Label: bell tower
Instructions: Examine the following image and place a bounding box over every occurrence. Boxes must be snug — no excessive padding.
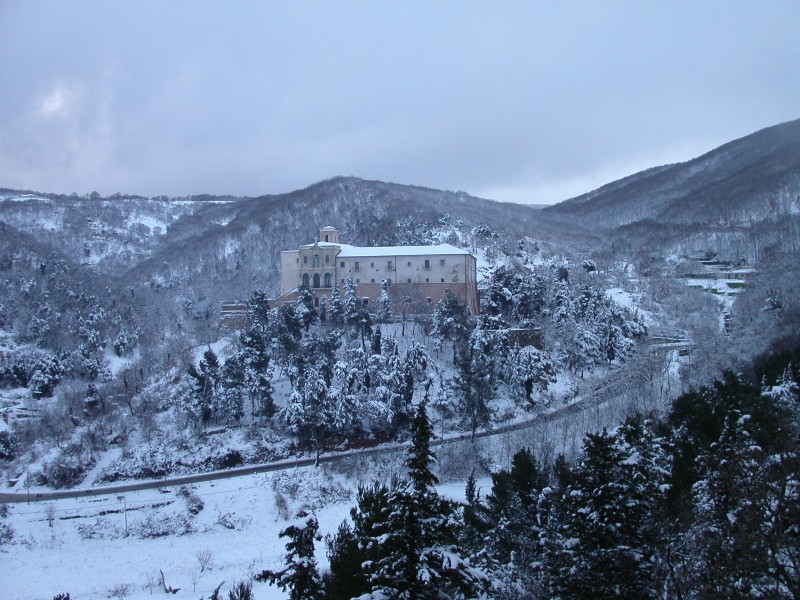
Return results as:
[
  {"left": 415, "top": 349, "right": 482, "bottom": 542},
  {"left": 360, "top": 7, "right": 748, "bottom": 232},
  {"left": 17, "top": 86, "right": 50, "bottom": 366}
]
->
[{"left": 320, "top": 226, "right": 339, "bottom": 244}]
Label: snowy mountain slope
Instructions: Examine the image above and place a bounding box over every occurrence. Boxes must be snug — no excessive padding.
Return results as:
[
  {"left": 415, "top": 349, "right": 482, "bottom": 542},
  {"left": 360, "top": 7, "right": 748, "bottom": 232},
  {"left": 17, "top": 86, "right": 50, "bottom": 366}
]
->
[{"left": 544, "top": 119, "right": 800, "bottom": 264}]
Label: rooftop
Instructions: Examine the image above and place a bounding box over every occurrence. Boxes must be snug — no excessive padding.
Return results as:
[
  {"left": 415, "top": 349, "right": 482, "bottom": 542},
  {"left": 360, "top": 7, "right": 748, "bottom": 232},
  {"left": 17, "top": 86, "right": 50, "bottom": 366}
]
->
[{"left": 302, "top": 242, "right": 472, "bottom": 258}]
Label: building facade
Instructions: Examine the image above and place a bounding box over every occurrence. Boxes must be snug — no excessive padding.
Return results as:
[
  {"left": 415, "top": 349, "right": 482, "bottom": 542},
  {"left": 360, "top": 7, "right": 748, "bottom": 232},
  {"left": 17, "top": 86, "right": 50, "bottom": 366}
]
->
[{"left": 277, "top": 226, "right": 479, "bottom": 315}]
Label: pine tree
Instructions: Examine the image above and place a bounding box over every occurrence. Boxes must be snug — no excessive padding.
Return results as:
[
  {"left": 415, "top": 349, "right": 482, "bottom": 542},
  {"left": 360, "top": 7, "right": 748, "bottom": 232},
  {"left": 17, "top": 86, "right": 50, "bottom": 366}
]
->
[
  {"left": 432, "top": 291, "right": 472, "bottom": 357},
  {"left": 363, "top": 401, "right": 487, "bottom": 599},
  {"left": 328, "top": 281, "right": 343, "bottom": 325},
  {"left": 451, "top": 324, "right": 497, "bottom": 439},
  {"left": 318, "top": 294, "right": 327, "bottom": 323},
  {"left": 283, "top": 366, "right": 333, "bottom": 465},
  {"left": 257, "top": 511, "right": 322, "bottom": 600},
  {"left": 295, "top": 285, "right": 318, "bottom": 332},
  {"left": 247, "top": 289, "right": 272, "bottom": 329},
  {"left": 509, "top": 344, "right": 557, "bottom": 407},
  {"left": 545, "top": 421, "right": 669, "bottom": 600},
  {"left": 343, "top": 277, "right": 361, "bottom": 328},
  {"left": 377, "top": 279, "right": 392, "bottom": 322},
  {"left": 218, "top": 357, "right": 245, "bottom": 423},
  {"left": 239, "top": 325, "right": 275, "bottom": 417},
  {"left": 188, "top": 348, "right": 221, "bottom": 426}
]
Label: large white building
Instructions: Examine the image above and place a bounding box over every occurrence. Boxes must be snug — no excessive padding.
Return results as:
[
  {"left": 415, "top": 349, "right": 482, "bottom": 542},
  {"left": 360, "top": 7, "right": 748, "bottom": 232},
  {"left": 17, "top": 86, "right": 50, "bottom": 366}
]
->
[{"left": 277, "top": 226, "right": 479, "bottom": 315}]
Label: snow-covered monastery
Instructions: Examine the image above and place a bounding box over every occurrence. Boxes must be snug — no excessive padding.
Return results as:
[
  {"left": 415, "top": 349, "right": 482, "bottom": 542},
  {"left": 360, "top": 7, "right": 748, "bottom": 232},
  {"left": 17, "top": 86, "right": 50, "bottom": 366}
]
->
[{"left": 277, "top": 226, "right": 479, "bottom": 314}]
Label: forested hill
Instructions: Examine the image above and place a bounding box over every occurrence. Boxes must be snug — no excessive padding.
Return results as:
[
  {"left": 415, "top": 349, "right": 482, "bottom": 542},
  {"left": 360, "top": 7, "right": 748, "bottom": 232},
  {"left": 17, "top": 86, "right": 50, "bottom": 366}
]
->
[
  {"left": 543, "top": 118, "right": 800, "bottom": 263},
  {"left": 546, "top": 118, "right": 800, "bottom": 227}
]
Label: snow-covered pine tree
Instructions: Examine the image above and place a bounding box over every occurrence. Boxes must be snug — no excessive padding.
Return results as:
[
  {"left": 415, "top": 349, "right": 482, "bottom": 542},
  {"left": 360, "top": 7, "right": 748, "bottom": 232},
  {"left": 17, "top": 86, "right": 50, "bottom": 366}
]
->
[
  {"left": 363, "top": 400, "right": 488, "bottom": 599},
  {"left": 257, "top": 511, "right": 322, "bottom": 600},
  {"left": 187, "top": 348, "right": 221, "bottom": 426},
  {"left": 218, "top": 357, "right": 245, "bottom": 423},
  {"left": 328, "top": 281, "right": 343, "bottom": 325},
  {"left": 544, "top": 420, "right": 669, "bottom": 600},
  {"left": 451, "top": 323, "right": 498, "bottom": 439},
  {"left": 239, "top": 325, "right": 275, "bottom": 417},
  {"left": 432, "top": 291, "right": 472, "bottom": 357},
  {"left": 509, "top": 344, "right": 557, "bottom": 407},
  {"left": 295, "top": 285, "right": 318, "bottom": 332},
  {"left": 377, "top": 279, "right": 392, "bottom": 323},
  {"left": 343, "top": 277, "right": 361, "bottom": 328}
]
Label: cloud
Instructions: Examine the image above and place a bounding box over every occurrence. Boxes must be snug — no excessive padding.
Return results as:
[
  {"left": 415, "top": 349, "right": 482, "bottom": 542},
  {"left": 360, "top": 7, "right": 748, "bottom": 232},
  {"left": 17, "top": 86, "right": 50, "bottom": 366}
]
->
[{"left": 0, "top": 2, "right": 799, "bottom": 202}]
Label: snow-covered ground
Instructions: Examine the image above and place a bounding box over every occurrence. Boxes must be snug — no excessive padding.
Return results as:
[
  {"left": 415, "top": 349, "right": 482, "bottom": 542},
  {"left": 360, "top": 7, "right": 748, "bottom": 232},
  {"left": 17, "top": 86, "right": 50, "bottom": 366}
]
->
[
  {"left": 3, "top": 466, "right": 351, "bottom": 599},
  {"left": 1, "top": 461, "right": 491, "bottom": 600}
]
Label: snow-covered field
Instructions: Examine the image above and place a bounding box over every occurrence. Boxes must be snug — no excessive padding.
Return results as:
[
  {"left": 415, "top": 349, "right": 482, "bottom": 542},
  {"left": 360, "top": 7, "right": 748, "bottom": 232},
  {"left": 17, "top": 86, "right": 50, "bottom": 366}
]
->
[
  {"left": 3, "top": 466, "right": 352, "bottom": 599},
  {"left": 1, "top": 459, "right": 487, "bottom": 600}
]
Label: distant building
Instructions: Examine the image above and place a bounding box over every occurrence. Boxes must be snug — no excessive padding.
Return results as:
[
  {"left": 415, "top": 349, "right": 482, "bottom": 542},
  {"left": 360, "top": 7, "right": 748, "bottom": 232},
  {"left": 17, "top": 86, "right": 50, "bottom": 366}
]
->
[{"left": 275, "top": 226, "right": 479, "bottom": 315}]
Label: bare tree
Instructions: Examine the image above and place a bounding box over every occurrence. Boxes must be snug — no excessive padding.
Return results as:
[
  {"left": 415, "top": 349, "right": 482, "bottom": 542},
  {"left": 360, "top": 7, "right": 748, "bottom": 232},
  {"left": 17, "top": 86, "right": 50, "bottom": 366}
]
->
[{"left": 196, "top": 548, "right": 214, "bottom": 572}]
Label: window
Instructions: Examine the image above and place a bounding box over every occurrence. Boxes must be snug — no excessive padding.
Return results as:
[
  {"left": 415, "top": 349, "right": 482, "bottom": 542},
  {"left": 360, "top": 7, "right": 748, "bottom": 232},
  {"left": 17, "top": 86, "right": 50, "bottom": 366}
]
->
[
  {"left": 371, "top": 279, "right": 375, "bottom": 283},
  {"left": 407, "top": 261, "right": 411, "bottom": 267},
  {"left": 362, "top": 298, "right": 369, "bottom": 306},
  {"left": 407, "top": 278, "right": 412, "bottom": 283},
  {"left": 356, "top": 278, "right": 360, "bottom": 283},
  {"left": 324, "top": 273, "right": 332, "bottom": 287},
  {"left": 441, "top": 278, "right": 445, "bottom": 283},
  {"left": 326, "top": 255, "right": 330, "bottom": 264},
  {"left": 370, "top": 262, "right": 374, "bottom": 268},
  {"left": 324, "top": 234, "right": 329, "bottom": 242},
  {"left": 303, "top": 256, "right": 308, "bottom": 264},
  {"left": 340, "top": 261, "right": 345, "bottom": 268},
  {"left": 313, "top": 273, "right": 320, "bottom": 288},
  {"left": 425, "top": 278, "right": 429, "bottom": 283},
  {"left": 313, "top": 255, "right": 320, "bottom": 268},
  {"left": 424, "top": 259, "right": 430, "bottom": 270},
  {"left": 440, "top": 259, "right": 445, "bottom": 266},
  {"left": 302, "top": 273, "right": 310, "bottom": 287},
  {"left": 296, "top": 258, "right": 299, "bottom": 264},
  {"left": 387, "top": 279, "right": 392, "bottom": 286},
  {"left": 354, "top": 261, "right": 360, "bottom": 271},
  {"left": 387, "top": 260, "right": 394, "bottom": 270},
  {"left": 314, "top": 297, "right": 319, "bottom": 306},
  {"left": 427, "top": 297, "right": 432, "bottom": 304}
]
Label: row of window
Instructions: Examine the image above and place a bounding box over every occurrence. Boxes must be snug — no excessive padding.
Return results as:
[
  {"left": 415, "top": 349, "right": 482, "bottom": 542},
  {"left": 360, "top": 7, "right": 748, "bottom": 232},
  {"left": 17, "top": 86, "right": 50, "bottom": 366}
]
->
[
  {"left": 300, "top": 256, "right": 449, "bottom": 272},
  {"left": 303, "top": 273, "right": 457, "bottom": 289},
  {"left": 345, "top": 258, "right": 446, "bottom": 271},
  {"left": 302, "top": 273, "right": 333, "bottom": 288},
  {"left": 300, "top": 254, "right": 332, "bottom": 267}
]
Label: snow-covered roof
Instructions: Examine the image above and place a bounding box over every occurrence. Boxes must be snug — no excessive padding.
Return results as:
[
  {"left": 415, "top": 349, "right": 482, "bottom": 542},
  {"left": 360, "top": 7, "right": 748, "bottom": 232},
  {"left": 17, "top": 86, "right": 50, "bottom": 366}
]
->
[{"left": 302, "top": 242, "right": 471, "bottom": 257}]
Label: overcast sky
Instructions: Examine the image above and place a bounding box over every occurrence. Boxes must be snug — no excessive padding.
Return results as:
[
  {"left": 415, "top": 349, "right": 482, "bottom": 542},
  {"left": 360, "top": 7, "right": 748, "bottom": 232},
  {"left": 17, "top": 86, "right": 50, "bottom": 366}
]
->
[{"left": 1, "top": 1, "right": 798, "bottom": 205}]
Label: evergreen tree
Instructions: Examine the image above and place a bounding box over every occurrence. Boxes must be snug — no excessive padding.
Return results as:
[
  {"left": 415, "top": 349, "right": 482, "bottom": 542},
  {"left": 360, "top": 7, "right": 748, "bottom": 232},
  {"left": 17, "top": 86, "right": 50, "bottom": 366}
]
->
[
  {"left": 343, "top": 277, "right": 361, "bottom": 328},
  {"left": 283, "top": 366, "right": 333, "bottom": 464},
  {"left": 451, "top": 324, "right": 497, "bottom": 439},
  {"left": 363, "top": 401, "right": 487, "bottom": 599},
  {"left": 247, "top": 289, "right": 272, "bottom": 329},
  {"left": 328, "top": 281, "right": 343, "bottom": 325},
  {"left": 187, "top": 348, "right": 221, "bottom": 426},
  {"left": 432, "top": 291, "right": 472, "bottom": 357},
  {"left": 545, "top": 421, "right": 669, "bottom": 600},
  {"left": 377, "top": 279, "right": 392, "bottom": 322},
  {"left": 257, "top": 511, "right": 322, "bottom": 600},
  {"left": 370, "top": 326, "right": 382, "bottom": 356},
  {"left": 295, "top": 285, "right": 318, "bottom": 332},
  {"left": 239, "top": 325, "right": 275, "bottom": 417},
  {"left": 509, "top": 344, "right": 557, "bottom": 407},
  {"left": 218, "top": 357, "right": 245, "bottom": 423}
]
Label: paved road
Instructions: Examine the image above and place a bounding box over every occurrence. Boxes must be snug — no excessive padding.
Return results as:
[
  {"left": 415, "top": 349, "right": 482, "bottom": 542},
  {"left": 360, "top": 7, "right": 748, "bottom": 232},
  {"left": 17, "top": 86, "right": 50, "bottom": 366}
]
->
[{"left": 0, "top": 373, "right": 628, "bottom": 505}]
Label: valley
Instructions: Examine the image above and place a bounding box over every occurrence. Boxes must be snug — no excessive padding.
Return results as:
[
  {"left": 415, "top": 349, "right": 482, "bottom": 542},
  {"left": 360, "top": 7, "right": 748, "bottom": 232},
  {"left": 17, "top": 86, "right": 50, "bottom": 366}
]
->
[{"left": 0, "top": 120, "right": 798, "bottom": 599}]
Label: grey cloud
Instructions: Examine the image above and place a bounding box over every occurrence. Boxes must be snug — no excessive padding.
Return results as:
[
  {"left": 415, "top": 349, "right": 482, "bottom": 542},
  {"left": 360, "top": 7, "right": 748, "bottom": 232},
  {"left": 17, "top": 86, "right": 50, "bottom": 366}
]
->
[{"left": 1, "top": 1, "right": 798, "bottom": 203}]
